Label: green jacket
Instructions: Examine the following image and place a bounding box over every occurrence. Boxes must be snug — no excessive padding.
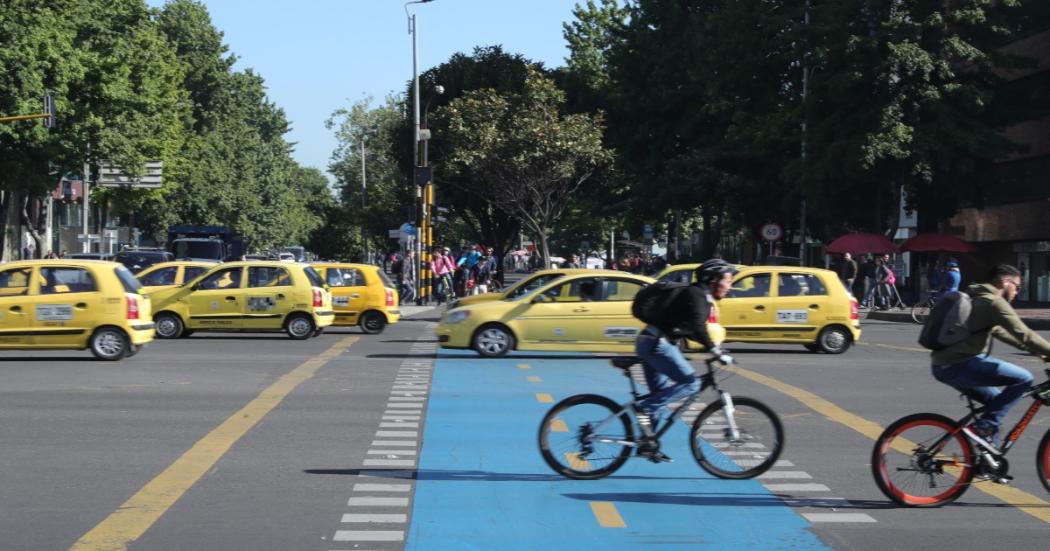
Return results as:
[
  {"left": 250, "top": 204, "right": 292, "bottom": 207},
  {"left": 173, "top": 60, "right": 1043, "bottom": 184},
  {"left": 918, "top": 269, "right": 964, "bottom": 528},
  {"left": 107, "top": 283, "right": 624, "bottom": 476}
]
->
[{"left": 931, "top": 283, "right": 1050, "bottom": 367}]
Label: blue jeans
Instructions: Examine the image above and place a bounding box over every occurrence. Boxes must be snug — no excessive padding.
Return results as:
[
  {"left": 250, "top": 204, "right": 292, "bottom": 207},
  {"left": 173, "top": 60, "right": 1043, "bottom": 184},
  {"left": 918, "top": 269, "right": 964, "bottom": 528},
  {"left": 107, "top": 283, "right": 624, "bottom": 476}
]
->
[
  {"left": 636, "top": 333, "right": 701, "bottom": 419},
  {"left": 932, "top": 356, "right": 1034, "bottom": 432}
]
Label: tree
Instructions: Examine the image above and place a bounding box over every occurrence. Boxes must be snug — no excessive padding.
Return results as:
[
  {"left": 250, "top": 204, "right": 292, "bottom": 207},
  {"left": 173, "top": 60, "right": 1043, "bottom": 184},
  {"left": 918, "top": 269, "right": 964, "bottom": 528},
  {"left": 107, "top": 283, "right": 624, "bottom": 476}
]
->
[{"left": 439, "top": 69, "right": 612, "bottom": 262}]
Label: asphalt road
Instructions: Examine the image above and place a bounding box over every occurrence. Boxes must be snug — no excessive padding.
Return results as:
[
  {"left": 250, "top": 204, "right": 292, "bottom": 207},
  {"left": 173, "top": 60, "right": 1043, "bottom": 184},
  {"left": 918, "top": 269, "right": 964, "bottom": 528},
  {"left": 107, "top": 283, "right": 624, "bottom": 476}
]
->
[{"left": 3, "top": 311, "right": 1050, "bottom": 550}]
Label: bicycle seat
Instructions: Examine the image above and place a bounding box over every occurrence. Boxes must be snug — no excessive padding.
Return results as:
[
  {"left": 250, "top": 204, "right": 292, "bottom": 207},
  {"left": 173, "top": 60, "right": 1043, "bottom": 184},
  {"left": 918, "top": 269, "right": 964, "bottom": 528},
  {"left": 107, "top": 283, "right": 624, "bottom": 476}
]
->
[{"left": 611, "top": 356, "right": 639, "bottom": 370}]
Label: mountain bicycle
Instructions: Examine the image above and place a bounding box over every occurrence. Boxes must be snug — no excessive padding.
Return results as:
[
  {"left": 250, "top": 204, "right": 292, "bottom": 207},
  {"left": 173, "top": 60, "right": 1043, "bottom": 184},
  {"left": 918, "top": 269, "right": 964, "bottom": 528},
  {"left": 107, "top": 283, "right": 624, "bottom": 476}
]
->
[
  {"left": 872, "top": 369, "right": 1050, "bottom": 507},
  {"left": 910, "top": 291, "right": 940, "bottom": 324},
  {"left": 538, "top": 356, "right": 784, "bottom": 480}
]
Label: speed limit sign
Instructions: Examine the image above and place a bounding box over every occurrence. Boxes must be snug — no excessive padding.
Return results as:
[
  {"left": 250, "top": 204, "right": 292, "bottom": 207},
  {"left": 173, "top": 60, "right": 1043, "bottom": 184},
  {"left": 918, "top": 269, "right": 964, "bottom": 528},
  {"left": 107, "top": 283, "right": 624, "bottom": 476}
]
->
[{"left": 760, "top": 223, "right": 783, "bottom": 242}]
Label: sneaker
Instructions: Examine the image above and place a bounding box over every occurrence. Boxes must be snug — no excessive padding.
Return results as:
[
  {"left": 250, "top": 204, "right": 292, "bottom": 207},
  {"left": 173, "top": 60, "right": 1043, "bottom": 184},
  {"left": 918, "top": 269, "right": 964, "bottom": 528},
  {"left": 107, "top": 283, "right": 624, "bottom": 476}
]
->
[
  {"left": 965, "top": 423, "right": 1000, "bottom": 450},
  {"left": 641, "top": 450, "right": 673, "bottom": 463}
]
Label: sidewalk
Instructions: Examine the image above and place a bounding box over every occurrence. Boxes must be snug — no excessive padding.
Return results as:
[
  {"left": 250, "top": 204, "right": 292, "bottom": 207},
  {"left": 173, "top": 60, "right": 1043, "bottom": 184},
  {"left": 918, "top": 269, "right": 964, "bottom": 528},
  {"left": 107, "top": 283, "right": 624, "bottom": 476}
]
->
[
  {"left": 398, "top": 305, "right": 439, "bottom": 318},
  {"left": 867, "top": 307, "right": 1050, "bottom": 330}
]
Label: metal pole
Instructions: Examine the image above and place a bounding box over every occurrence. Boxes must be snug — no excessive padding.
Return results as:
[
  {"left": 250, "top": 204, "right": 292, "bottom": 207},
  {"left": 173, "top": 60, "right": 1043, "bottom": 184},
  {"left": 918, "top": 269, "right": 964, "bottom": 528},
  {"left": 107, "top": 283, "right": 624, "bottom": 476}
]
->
[
  {"left": 411, "top": 13, "right": 424, "bottom": 304},
  {"left": 799, "top": 0, "right": 810, "bottom": 266},
  {"left": 361, "top": 138, "right": 367, "bottom": 263},
  {"left": 82, "top": 157, "right": 90, "bottom": 253}
]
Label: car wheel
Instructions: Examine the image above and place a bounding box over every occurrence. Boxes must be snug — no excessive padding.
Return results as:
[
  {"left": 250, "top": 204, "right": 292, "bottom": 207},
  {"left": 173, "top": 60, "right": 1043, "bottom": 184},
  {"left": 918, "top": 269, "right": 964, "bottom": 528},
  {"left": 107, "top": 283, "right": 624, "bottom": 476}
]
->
[
  {"left": 286, "top": 314, "right": 314, "bottom": 340},
  {"left": 90, "top": 327, "right": 129, "bottom": 361},
  {"left": 125, "top": 344, "right": 141, "bottom": 358},
  {"left": 360, "top": 311, "right": 386, "bottom": 335},
  {"left": 803, "top": 344, "right": 820, "bottom": 352},
  {"left": 180, "top": 330, "right": 194, "bottom": 338},
  {"left": 473, "top": 324, "right": 514, "bottom": 357},
  {"left": 313, "top": 327, "right": 326, "bottom": 337},
  {"left": 817, "top": 326, "right": 852, "bottom": 354},
  {"left": 154, "top": 313, "right": 184, "bottom": 339}
]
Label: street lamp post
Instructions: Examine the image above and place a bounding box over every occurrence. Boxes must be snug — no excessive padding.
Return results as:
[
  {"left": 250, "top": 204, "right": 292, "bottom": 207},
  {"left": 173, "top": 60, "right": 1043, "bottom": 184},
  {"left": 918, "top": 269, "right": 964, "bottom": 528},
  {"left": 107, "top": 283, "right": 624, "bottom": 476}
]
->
[
  {"left": 406, "top": 0, "right": 434, "bottom": 305},
  {"left": 360, "top": 136, "right": 367, "bottom": 263}
]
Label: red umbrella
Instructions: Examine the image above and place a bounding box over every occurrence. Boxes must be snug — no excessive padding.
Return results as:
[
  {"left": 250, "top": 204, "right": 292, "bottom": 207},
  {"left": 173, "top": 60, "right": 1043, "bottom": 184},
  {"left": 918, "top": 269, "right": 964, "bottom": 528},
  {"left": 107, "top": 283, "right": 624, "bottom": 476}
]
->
[
  {"left": 826, "top": 233, "right": 900, "bottom": 254},
  {"left": 900, "top": 233, "right": 974, "bottom": 253}
]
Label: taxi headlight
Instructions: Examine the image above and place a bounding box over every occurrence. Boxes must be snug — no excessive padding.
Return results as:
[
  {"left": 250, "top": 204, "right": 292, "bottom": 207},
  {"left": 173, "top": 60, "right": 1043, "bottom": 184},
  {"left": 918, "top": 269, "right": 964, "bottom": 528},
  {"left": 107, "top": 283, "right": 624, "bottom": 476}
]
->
[{"left": 445, "top": 310, "right": 471, "bottom": 324}]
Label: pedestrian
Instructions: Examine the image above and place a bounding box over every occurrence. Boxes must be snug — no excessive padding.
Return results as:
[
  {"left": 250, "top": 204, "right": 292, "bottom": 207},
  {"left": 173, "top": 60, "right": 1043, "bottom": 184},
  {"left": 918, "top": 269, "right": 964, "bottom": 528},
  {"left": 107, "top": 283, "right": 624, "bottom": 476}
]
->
[
  {"left": 44, "top": 249, "right": 57, "bottom": 259},
  {"left": 22, "top": 242, "right": 34, "bottom": 260},
  {"left": 860, "top": 255, "right": 877, "bottom": 307},
  {"left": 941, "top": 259, "right": 962, "bottom": 293},
  {"left": 475, "top": 251, "right": 493, "bottom": 294},
  {"left": 839, "top": 252, "right": 858, "bottom": 294},
  {"left": 564, "top": 253, "right": 582, "bottom": 269},
  {"left": 400, "top": 250, "right": 416, "bottom": 304}
]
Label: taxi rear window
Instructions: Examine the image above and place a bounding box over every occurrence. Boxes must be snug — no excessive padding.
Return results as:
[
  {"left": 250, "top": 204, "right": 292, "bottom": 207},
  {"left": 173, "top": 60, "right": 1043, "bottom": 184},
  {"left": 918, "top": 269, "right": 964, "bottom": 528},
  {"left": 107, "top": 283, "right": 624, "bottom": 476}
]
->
[
  {"left": 115, "top": 266, "right": 143, "bottom": 293},
  {"left": 377, "top": 269, "right": 395, "bottom": 289},
  {"left": 303, "top": 266, "right": 325, "bottom": 288}
]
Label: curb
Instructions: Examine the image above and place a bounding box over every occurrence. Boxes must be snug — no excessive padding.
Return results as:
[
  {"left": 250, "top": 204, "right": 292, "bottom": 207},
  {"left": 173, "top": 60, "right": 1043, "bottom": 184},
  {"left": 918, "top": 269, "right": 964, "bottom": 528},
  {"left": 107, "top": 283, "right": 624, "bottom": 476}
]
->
[{"left": 865, "top": 310, "right": 1050, "bottom": 330}]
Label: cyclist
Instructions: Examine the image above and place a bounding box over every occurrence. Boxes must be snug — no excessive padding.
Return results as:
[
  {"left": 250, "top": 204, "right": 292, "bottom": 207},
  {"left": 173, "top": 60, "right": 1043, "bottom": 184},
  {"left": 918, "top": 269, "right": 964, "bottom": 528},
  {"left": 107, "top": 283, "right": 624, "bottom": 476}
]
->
[
  {"left": 931, "top": 264, "right": 1050, "bottom": 449},
  {"left": 634, "top": 258, "right": 736, "bottom": 461}
]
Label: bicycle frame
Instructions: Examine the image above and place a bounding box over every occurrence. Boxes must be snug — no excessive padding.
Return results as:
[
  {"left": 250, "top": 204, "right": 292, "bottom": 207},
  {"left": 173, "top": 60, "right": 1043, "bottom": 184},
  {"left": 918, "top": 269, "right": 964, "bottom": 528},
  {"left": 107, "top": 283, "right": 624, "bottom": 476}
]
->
[
  {"left": 587, "top": 358, "right": 739, "bottom": 447},
  {"left": 928, "top": 388, "right": 1047, "bottom": 458}
]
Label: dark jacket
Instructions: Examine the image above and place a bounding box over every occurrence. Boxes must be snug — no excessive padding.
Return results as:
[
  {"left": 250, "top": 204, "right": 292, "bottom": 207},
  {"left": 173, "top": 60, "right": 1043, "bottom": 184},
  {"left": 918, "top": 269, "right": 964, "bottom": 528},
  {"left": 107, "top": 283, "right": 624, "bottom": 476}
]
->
[
  {"left": 841, "top": 259, "right": 858, "bottom": 280},
  {"left": 652, "top": 285, "right": 717, "bottom": 351}
]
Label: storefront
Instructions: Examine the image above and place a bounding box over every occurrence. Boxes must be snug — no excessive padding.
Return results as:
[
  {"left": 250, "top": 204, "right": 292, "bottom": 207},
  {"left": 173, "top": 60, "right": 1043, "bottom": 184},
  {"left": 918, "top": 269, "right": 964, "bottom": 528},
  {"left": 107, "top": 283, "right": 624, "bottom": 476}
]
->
[{"left": 1014, "top": 242, "right": 1050, "bottom": 303}]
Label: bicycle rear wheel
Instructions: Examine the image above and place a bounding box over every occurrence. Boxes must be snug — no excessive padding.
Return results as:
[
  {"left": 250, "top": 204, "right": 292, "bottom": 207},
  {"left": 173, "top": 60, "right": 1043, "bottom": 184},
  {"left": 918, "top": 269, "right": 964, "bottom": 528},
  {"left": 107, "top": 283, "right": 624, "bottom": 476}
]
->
[
  {"left": 691, "top": 396, "right": 784, "bottom": 479},
  {"left": 872, "top": 413, "right": 975, "bottom": 507},
  {"left": 1036, "top": 428, "right": 1050, "bottom": 493},
  {"left": 911, "top": 303, "right": 931, "bottom": 324},
  {"left": 538, "top": 394, "right": 635, "bottom": 480}
]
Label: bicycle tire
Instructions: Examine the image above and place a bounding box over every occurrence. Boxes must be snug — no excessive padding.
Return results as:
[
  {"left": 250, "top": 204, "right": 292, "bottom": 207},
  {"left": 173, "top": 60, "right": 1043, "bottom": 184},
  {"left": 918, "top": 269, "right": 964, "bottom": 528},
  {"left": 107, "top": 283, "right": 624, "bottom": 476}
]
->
[
  {"left": 538, "top": 394, "right": 635, "bottom": 480},
  {"left": 911, "top": 303, "right": 931, "bottom": 324},
  {"left": 872, "top": 413, "right": 975, "bottom": 507},
  {"left": 1037, "top": 428, "right": 1050, "bottom": 494},
  {"left": 690, "top": 396, "right": 784, "bottom": 479}
]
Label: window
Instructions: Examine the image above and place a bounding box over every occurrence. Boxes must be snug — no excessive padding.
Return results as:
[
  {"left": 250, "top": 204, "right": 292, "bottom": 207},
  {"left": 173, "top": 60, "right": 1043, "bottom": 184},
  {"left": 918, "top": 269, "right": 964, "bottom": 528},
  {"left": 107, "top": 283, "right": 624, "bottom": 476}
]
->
[
  {"left": 184, "top": 266, "right": 209, "bottom": 282},
  {"left": 377, "top": 270, "right": 395, "bottom": 289},
  {"left": 507, "top": 274, "right": 562, "bottom": 298},
  {"left": 40, "top": 267, "right": 96, "bottom": 294},
  {"left": 728, "top": 274, "right": 771, "bottom": 298},
  {"left": 603, "top": 279, "right": 644, "bottom": 301},
  {"left": 249, "top": 266, "right": 291, "bottom": 287},
  {"left": 197, "top": 267, "right": 242, "bottom": 290},
  {"left": 777, "top": 273, "right": 826, "bottom": 296},
  {"left": 545, "top": 277, "right": 601, "bottom": 302},
  {"left": 658, "top": 269, "right": 693, "bottom": 285},
  {"left": 139, "top": 267, "right": 178, "bottom": 287},
  {"left": 303, "top": 266, "right": 325, "bottom": 288},
  {"left": 114, "top": 266, "right": 143, "bottom": 293},
  {"left": 0, "top": 268, "right": 31, "bottom": 296},
  {"left": 326, "top": 268, "right": 363, "bottom": 287}
]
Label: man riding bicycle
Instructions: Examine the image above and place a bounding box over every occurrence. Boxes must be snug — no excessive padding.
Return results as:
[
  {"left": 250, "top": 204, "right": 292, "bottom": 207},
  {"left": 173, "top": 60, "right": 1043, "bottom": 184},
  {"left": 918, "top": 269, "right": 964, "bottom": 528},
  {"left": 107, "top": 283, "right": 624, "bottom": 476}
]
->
[
  {"left": 634, "top": 258, "right": 736, "bottom": 461},
  {"left": 932, "top": 264, "right": 1050, "bottom": 448}
]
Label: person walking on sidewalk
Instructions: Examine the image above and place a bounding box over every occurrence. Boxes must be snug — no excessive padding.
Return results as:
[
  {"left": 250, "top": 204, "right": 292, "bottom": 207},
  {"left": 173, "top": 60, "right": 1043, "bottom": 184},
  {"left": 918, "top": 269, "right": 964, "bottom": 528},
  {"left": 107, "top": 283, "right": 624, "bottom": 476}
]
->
[
  {"left": 839, "top": 252, "right": 858, "bottom": 295},
  {"left": 400, "top": 250, "right": 416, "bottom": 305}
]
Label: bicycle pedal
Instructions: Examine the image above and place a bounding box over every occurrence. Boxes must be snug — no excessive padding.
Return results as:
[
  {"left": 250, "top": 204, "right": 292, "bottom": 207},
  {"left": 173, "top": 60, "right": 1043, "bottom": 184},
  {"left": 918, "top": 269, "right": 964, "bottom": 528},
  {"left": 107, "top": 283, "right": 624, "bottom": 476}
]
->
[{"left": 994, "top": 475, "right": 1013, "bottom": 485}]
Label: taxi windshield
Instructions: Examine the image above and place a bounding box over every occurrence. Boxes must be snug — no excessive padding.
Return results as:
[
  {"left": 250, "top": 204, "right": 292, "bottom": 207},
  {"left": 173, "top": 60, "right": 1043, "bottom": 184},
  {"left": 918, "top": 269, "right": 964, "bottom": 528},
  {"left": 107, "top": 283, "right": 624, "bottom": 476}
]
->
[
  {"left": 504, "top": 273, "right": 563, "bottom": 299},
  {"left": 509, "top": 275, "right": 568, "bottom": 301}
]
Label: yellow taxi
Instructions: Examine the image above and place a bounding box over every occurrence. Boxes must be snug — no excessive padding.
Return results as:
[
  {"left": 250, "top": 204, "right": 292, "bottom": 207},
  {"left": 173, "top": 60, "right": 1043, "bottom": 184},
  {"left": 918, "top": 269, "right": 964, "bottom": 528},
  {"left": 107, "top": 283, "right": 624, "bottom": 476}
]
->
[
  {"left": 447, "top": 268, "right": 617, "bottom": 310},
  {"left": 720, "top": 266, "right": 860, "bottom": 353},
  {"left": 149, "top": 261, "right": 334, "bottom": 340},
  {"left": 436, "top": 272, "right": 726, "bottom": 357},
  {"left": 654, "top": 262, "right": 747, "bottom": 285},
  {"left": 135, "top": 261, "right": 218, "bottom": 295},
  {"left": 311, "top": 263, "right": 400, "bottom": 334},
  {"left": 0, "top": 260, "right": 154, "bottom": 360}
]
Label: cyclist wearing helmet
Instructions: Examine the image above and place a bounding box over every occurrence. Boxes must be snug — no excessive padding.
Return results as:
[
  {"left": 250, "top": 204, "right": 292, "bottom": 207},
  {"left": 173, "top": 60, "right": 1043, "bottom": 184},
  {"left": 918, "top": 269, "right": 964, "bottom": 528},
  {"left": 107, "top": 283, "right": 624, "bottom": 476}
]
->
[{"left": 634, "top": 258, "right": 736, "bottom": 461}]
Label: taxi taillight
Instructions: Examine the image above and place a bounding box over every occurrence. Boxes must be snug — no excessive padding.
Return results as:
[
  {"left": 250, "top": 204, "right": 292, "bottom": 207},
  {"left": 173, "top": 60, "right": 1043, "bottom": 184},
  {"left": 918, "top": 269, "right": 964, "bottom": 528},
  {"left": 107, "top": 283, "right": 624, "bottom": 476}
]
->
[
  {"left": 850, "top": 299, "right": 859, "bottom": 320},
  {"left": 127, "top": 295, "right": 140, "bottom": 320},
  {"left": 385, "top": 289, "right": 395, "bottom": 307},
  {"left": 312, "top": 288, "right": 323, "bottom": 308}
]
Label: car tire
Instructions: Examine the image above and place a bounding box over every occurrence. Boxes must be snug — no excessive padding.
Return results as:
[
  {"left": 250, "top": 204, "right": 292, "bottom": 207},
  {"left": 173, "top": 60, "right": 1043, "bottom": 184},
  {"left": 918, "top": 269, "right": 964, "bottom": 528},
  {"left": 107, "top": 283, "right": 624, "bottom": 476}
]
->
[
  {"left": 816, "top": 326, "right": 852, "bottom": 354},
  {"left": 154, "top": 313, "right": 184, "bottom": 339},
  {"left": 360, "top": 311, "right": 386, "bottom": 335},
  {"left": 90, "top": 327, "right": 129, "bottom": 361},
  {"left": 473, "top": 324, "right": 514, "bottom": 357},
  {"left": 803, "top": 344, "right": 820, "bottom": 352},
  {"left": 125, "top": 344, "right": 141, "bottom": 358},
  {"left": 312, "top": 327, "right": 325, "bottom": 337},
  {"left": 180, "top": 330, "right": 194, "bottom": 338},
  {"left": 286, "top": 314, "right": 314, "bottom": 340}
]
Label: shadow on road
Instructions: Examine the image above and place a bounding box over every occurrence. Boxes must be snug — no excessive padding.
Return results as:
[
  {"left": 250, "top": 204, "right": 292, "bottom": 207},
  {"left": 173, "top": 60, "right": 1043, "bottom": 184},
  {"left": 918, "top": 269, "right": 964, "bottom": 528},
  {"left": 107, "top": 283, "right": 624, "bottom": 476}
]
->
[
  {"left": 563, "top": 492, "right": 896, "bottom": 509},
  {"left": 0, "top": 356, "right": 97, "bottom": 362},
  {"left": 303, "top": 467, "right": 700, "bottom": 482}
]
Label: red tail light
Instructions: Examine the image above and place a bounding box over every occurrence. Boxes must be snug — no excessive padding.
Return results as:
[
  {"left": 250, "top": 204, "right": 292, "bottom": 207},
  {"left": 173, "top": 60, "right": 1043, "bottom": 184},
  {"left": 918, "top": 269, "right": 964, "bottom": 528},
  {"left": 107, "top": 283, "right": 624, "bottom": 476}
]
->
[
  {"left": 850, "top": 299, "right": 859, "bottom": 320},
  {"left": 312, "top": 288, "right": 323, "bottom": 307},
  {"left": 127, "top": 295, "right": 140, "bottom": 320},
  {"left": 385, "top": 289, "right": 395, "bottom": 306}
]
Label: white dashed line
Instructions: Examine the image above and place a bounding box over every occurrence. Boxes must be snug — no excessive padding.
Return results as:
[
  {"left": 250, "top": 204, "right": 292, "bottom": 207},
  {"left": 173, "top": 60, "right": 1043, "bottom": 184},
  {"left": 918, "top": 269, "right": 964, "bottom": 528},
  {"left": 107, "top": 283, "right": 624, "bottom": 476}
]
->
[
  {"left": 353, "top": 484, "right": 411, "bottom": 492},
  {"left": 764, "top": 483, "right": 832, "bottom": 492},
  {"left": 757, "top": 471, "right": 813, "bottom": 480},
  {"left": 341, "top": 513, "right": 408, "bottom": 523},
  {"left": 802, "top": 513, "right": 878, "bottom": 523},
  {"left": 333, "top": 530, "right": 405, "bottom": 542},
  {"left": 347, "top": 497, "right": 411, "bottom": 507}
]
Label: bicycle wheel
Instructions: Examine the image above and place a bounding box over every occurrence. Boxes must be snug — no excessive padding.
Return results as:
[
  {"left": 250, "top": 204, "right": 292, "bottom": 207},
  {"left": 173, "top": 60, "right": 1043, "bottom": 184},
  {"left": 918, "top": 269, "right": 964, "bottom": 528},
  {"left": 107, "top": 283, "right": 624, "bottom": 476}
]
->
[
  {"left": 911, "top": 302, "right": 931, "bottom": 324},
  {"left": 538, "top": 394, "right": 635, "bottom": 480},
  {"left": 1036, "top": 428, "right": 1050, "bottom": 493},
  {"left": 872, "top": 413, "right": 975, "bottom": 507},
  {"left": 691, "top": 396, "right": 784, "bottom": 479}
]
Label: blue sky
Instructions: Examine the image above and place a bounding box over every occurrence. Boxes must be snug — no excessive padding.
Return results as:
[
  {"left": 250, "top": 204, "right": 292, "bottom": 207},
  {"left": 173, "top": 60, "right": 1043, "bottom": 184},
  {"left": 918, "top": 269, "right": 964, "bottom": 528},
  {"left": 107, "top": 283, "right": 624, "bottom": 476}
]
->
[{"left": 147, "top": 0, "right": 580, "bottom": 178}]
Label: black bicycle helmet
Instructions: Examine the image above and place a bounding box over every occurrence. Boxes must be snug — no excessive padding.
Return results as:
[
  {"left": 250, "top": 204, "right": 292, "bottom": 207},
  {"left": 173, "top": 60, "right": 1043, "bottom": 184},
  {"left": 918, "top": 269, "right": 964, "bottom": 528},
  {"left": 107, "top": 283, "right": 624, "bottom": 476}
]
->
[{"left": 694, "top": 258, "right": 736, "bottom": 285}]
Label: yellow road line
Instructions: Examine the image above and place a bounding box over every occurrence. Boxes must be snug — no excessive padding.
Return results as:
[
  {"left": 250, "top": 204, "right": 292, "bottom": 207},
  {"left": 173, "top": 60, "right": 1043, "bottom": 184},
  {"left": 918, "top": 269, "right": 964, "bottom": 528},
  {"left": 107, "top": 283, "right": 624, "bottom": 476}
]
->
[
  {"left": 857, "top": 341, "right": 928, "bottom": 354},
  {"left": 517, "top": 363, "right": 531, "bottom": 369},
  {"left": 536, "top": 393, "right": 553, "bottom": 403},
  {"left": 550, "top": 419, "right": 569, "bottom": 433},
  {"left": 70, "top": 336, "right": 360, "bottom": 551},
  {"left": 725, "top": 363, "right": 1050, "bottom": 524},
  {"left": 566, "top": 452, "right": 592, "bottom": 471},
  {"left": 527, "top": 376, "right": 541, "bottom": 383},
  {"left": 589, "top": 501, "right": 626, "bottom": 528}
]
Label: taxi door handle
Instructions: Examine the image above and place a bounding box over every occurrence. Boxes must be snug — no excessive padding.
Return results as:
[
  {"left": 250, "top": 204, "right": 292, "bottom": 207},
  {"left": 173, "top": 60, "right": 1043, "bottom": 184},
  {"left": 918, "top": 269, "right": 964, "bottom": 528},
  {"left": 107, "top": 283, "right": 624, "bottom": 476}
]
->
[
  {"left": 573, "top": 307, "right": 590, "bottom": 313},
  {"left": 225, "top": 296, "right": 237, "bottom": 302},
  {"left": 350, "top": 293, "right": 361, "bottom": 298},
  {"left": 75, "top": 302, "right": 88, "bottom": 309},
  {"left": 277, "top": 294, "right": 286, "bottom": 300},
  {"left": 754, "top": 305, "right": 765, "bottom": 311},
  {"left": 809, "top": 304, "right": 820, "bottom": 309},
  {"left": 9, "top": 305, "right": 22, "bottom": 314}
]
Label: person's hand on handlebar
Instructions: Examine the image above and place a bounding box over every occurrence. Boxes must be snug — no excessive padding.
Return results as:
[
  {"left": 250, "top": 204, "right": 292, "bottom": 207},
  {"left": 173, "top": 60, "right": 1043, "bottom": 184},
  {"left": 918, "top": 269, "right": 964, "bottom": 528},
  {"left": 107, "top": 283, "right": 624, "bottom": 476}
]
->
[{"left": 710, "top": 347, "right": 735, "bottom": 365}]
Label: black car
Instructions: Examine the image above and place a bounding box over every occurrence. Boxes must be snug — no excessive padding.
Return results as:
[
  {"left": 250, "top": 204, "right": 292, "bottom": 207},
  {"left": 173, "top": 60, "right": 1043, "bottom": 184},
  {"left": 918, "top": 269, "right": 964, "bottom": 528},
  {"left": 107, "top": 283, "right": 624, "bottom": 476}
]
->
[{"left": 114, "top": 249, "right": 175, "bottom": 273}]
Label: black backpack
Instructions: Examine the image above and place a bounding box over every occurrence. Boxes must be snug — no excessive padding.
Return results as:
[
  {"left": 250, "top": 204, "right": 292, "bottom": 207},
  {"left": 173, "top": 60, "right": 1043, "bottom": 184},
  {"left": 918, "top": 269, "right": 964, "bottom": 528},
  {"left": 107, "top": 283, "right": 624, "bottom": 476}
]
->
[{"left": 632, "top": 281, "right": 689, "bottom": 326}]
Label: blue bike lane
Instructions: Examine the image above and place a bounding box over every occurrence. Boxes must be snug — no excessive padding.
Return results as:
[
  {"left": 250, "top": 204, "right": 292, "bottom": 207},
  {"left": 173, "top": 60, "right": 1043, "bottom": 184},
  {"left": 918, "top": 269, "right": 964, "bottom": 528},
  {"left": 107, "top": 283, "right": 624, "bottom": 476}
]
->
[{"left": 405, "top": 351, "right": 830, "bottom": 550}]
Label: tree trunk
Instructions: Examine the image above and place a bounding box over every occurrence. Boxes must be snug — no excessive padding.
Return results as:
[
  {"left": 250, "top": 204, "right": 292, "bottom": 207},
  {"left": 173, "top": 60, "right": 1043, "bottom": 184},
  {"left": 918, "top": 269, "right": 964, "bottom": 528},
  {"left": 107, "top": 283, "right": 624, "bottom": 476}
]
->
[
  {"left": 0, "top": 191, "right": 9, "bottom": 261},
  {"left": 21, "top": 195, "right": 46, "bottom": 258}
]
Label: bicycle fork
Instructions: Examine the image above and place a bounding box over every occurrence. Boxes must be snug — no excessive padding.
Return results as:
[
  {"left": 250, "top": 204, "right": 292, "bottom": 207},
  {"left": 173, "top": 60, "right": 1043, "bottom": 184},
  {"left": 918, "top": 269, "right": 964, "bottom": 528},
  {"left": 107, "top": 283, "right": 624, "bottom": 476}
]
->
[{"left": 720, "top": 391, "right": 742, "bottom": 441}]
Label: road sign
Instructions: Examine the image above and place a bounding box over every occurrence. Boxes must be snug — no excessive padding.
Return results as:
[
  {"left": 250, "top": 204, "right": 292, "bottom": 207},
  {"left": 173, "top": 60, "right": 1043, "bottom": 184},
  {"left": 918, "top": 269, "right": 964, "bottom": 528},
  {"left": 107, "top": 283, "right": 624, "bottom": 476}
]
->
[
  {"left": 96, "top": 160, "right": 163, "bottom": 189},
  {"left": 77, "top": 234, "right": 101, "bottom": 242},
  {"left": 760, "top": 223, "right": 783, "bottom": 242}
]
